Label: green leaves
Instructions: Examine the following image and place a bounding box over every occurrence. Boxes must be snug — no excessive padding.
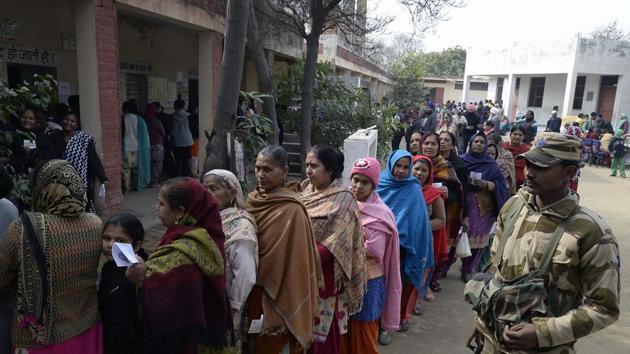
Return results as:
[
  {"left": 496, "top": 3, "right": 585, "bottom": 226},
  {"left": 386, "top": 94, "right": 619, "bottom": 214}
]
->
[{"left": 0, "top": 73, "right": 58, "bottom": 125}]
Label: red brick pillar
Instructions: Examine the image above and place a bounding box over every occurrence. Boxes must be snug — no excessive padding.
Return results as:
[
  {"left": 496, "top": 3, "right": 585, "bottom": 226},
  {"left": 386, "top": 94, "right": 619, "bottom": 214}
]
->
[{"left": 95, "top": 0, "right": 122, "bottom": 213}]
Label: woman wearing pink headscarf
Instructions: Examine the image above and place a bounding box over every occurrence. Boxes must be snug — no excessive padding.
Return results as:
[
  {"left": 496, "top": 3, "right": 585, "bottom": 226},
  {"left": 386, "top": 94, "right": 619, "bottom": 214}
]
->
[{"left": 343, "top": 157, "right": 402, "bottom": 352}]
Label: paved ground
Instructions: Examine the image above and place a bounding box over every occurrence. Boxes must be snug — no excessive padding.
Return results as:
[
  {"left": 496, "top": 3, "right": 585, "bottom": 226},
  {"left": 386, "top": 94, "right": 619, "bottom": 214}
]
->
[
  {"left": 379, "top": 165, "right": 630, "bottom": 354},
  {"left": 123, "top": 165, "right": 630, "bottom": 353}
]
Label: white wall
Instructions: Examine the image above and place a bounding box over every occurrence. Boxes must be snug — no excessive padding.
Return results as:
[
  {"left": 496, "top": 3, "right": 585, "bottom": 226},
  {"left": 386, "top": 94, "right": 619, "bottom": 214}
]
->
[
  {"left": 513, "top": 74, "right": 567, "bottom": 122},
  {"left": 465, "top": 39, "right": 577, "bottom": 76},
  {"left": 569, "top": 74, "right": 600, "bottom": 116}
]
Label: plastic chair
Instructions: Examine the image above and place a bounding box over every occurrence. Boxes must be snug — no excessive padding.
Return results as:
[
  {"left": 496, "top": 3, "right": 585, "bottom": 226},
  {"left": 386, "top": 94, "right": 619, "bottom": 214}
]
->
[{"left": 582, "top": 138, "right": 593, "bottom": 163}]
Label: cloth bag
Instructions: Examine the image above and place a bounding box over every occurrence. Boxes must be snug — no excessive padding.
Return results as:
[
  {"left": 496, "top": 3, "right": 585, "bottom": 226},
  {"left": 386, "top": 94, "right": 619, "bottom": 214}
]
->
[{"left": 455, "top": 227, "right": 471, "bottom": 258}]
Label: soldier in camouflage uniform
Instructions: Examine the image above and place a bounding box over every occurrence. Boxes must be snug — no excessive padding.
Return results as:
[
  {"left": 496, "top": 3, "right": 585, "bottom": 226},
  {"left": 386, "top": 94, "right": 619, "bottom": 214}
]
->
[{"left": 465, "top": 132, "right": 620, "bottom": 353}]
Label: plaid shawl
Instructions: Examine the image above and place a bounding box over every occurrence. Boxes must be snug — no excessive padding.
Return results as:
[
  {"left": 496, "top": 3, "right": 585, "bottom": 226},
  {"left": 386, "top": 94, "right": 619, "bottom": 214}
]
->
[{"left": 301, "top": 179, "right": 367, "bottom": 316}]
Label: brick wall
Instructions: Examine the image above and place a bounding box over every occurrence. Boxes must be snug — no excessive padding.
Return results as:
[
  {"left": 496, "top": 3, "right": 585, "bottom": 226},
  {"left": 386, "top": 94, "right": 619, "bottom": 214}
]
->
[{"left": 96, "top": 0, "right": 123, "bottom": 213}]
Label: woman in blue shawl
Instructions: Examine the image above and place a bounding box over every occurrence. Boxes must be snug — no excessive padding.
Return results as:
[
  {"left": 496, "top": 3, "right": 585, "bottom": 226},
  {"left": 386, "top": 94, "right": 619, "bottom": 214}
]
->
[
  {"left": 459, "top": 133, "right": 509, "bottom": 282},
  {"left": 377, "top": 150, "right": 432, "bottom": 334}
]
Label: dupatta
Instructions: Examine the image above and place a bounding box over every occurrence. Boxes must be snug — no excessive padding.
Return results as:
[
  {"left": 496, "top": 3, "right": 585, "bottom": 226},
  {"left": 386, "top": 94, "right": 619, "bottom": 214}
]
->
[
  {"left": 301, "top": 179, "right": 367, "bottom": 315},
  {"left": 377, "top": 150, "right": 433, "bottom": 290},
  {"left": 143, "top": 178, "right": 233, "bottom": 353},
  {"left": 356, "top": 191, "right": 402, "bottom": 331}
]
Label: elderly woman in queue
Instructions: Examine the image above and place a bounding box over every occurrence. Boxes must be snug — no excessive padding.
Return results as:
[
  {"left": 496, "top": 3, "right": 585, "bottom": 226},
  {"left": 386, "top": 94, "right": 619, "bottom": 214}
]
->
[
  {"left": 245, "top": 146, "right": 321, "bottom": 354},
  {"left": 0, "top": 160, "right": 103, "bottom": 353},
  {"left": 344, "top": 157, "right": 401, "bottom": 353},
  {"left": 126, "top": 177, "right": 234, "bottom": 353},
  {"left": 301, "top": 145, "right": 366, "bottom": 354},
  {"left": 51, "top": 111, "right": 108, "bottom": 213},
  {"left": 202, "top": 169, "right": 258, "bottom": 332}
]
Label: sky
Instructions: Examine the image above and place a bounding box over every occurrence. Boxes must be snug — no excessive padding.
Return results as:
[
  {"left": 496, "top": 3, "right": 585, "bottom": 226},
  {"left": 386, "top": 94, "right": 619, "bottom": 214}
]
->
[{"left": 371, "top": 0, "right": 630, "bottom": 52}]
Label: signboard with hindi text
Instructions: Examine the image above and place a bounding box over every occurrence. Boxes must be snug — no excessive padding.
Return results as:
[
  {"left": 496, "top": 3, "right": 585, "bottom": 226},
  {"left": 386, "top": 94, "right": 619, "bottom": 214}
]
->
[{"left": 0, "top": 43, "right": 58, "bottom": 67}]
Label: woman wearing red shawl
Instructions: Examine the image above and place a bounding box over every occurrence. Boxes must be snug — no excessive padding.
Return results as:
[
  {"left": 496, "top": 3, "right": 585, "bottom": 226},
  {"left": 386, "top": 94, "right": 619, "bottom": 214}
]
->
[
  {"left": 502, "top": 125, "right": 530, "bottom": 190},
  {"left": 301, "top": 145, "right": 367, "bottom": 354},
  {"left": 420, "top": 132, "right": 464, "bottom": 292},
  {"left": 343, "top": 157, "right": 402, "bottom": 353},
  {"left": 126, "top": 177, "right": 234, "bottom": 354}
]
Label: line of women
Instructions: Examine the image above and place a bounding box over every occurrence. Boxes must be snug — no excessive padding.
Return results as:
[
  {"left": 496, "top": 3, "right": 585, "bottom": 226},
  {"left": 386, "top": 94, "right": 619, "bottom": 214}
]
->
[{"left": 0, "top": 134, "right": 511, "bottom": 354}]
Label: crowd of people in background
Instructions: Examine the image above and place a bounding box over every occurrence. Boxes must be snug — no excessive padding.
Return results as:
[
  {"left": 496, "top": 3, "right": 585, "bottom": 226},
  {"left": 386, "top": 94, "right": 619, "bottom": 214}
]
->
[{"left": 0, "top": 92, "right": 624, "bottom": 354}]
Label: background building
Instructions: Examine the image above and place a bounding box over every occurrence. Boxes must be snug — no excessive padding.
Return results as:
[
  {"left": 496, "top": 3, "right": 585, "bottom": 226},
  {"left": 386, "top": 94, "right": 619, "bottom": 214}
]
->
[{"left": 462, "top": 37, "right": 630, "bottom": 122}]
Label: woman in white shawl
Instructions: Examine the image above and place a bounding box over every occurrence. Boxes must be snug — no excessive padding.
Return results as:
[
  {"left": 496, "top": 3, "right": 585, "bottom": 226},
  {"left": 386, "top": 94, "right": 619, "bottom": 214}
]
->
[{"left": 202, "top": 169, "right": 258, "bottom": 329}]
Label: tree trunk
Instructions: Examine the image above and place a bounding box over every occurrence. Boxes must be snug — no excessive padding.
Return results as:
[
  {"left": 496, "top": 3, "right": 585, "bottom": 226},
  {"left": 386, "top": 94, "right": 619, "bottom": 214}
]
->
[
  {"left": 300, "top": 35, "right": 321, "bottom": 165},
  {"left": 204, "top": 0, "right": 249, "bottom": 171},
  {"left": 246, "top": 0, "right": 279, "bottom": 145}
]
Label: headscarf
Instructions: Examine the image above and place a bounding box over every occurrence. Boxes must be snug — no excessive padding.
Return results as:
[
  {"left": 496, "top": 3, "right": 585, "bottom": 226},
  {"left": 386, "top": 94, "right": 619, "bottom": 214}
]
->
[
  {"left": 615, "top": 128, "right": 624, "bottom": 138},
  {"left": 63, "top": 131, "right": 97, "bottom": 212},
  {"left": 353, "top": 159, "right": 401, "bottom": 331},
  {"left": 460, "top": 133, "right": 509, "bottom": 216},
  {"left": 31, "top": 159, "right": 87, "bottom": 217},
  {"left": 412, "top": 155, "right": 442, "bottom": 204},
  {"left": 377, "top": 150, "right": 433, "bottom": 290},
  {"left": 143, "top": 178, "right": 233, "bottom": 352},
  {"left": 616, "top": 114, "right": 628, "bottom": 134},
  {"left": 488, "top": 143, "right": 516, "bottom": 194},
  {"left": 204, "top": 169, "right": 245, "bottom": 208}
]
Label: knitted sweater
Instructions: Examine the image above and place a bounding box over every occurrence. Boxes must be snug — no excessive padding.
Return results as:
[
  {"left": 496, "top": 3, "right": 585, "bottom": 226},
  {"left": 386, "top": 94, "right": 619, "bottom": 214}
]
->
[{"left": 0, "top": 213, "right": 102, "bottom": 347}]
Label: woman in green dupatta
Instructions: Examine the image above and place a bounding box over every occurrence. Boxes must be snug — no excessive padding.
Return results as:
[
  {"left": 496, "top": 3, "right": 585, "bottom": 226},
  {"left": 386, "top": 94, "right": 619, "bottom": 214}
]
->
[{"left": 126, "top": 177, "right": 234, "bottom": 354}]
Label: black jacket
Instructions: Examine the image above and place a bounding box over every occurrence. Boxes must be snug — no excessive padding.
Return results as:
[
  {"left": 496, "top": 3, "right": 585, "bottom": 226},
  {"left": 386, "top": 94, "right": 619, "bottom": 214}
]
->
[{"left": 98, "top": 254, "right": 146, "bottom": 354}]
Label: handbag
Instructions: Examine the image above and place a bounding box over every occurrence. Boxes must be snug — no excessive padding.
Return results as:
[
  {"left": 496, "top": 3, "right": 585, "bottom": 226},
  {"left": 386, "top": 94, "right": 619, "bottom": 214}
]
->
[
  {"left": 465, "top": 198, "right": 578, "bottom": 344},
  {"left": 455, "top": 227, "right": 472, "bottom": 258},
  {"left": 20, "top": 213, "right": 50, "bottom": 344}
]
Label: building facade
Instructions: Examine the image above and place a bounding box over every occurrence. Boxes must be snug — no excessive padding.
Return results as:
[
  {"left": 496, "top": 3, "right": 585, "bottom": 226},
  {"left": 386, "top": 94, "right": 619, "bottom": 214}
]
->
[
  {"left": 423, "top": 76, "right": 488, "bottom": 105},
  {"left": 463, "top": 37, "right": 630, "bottom": 123}
]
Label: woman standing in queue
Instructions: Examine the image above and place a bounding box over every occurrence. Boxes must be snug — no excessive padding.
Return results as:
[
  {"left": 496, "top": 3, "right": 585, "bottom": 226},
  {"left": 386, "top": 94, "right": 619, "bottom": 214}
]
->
[
  {"left": 410, "top": 155, "right": 447, "bottom": 309},
  {"left": 301, "top": 145, "right": 367, "bottom": 354},
  {"left": 202, "top": 169, "right": 258, "bottom": 334},
  {"left": 377, "top": 150, "right": 432, "bottom": 339},
  {"left": 420, "top": 132, "right": 463, "bottom": 293},
  {"left": 126, "top": 177, "right": 234, "bottom": 353},
  {"left": 459, "top": 133, "right": 509, "bottom": 281},
  {"left": 435, "top": 132, "right": 469, "bottom": 283},
  {"left": 344, "top": 157, "right": 401, "bottom": 353},
  {"left": 502, "top": 126, "right": 530, "bottom": 190},
  {"left": 245, "top": 146, "right": 321, "bottom": 354},
  {"left": 50, "top": 111, "right": 108, "bottom": 213},
  {"left": 0, "top": 160, "right": 103, "bottom": 353}
]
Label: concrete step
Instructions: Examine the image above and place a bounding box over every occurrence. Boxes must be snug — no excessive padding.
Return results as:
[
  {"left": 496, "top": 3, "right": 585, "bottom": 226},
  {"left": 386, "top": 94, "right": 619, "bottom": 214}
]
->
[{"left": 283, "top": 133, "right": 300, "bottom": 144}]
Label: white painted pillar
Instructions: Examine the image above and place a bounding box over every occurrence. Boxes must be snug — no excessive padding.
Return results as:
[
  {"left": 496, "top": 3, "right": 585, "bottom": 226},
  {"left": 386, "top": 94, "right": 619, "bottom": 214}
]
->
[
  {"left": 74, "top": 0, "right": 102, "bottom": 148},
  {"left": 561, "top": 72, "right": 577, "bottom": 118},
  {"left": 198, "top": 31, "right": 214, "bottom": 168},
  {"left": 503, "top": 74, "right": 516, "bottom": 119},
  {"left": 461, "top": 75, "right": 471, "bottom": 103}
]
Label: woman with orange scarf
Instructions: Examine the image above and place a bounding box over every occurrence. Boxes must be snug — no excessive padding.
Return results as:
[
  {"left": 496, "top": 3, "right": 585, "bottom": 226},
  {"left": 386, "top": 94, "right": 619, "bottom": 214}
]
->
[
  {"left": 420, "top": 132, "right": 463, "bottom": 292},
  {"left": 410, "top": 155, "right": 447, "bottom": 312}
]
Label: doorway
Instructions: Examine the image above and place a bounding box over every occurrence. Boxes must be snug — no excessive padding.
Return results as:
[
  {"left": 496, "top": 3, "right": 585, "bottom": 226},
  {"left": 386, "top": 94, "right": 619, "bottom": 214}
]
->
[
  {"left": 597, "top": 75, "right": 618, "bottom": 120},
  {"left": 7, "top": 63, "right": 57, "bottom": 88}
]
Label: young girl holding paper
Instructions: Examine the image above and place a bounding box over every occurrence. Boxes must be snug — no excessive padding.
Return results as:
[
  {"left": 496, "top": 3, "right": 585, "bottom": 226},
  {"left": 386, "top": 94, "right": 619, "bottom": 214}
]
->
[{"left": 99, "top": 212, "right": 147, "bottom": 354}]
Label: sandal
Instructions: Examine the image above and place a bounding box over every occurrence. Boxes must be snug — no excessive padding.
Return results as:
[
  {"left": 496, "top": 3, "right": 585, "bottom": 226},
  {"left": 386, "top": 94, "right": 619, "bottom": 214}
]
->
[
  {"left": 378, "top": 331, "right": 392, "bottom": 345},
  {"left": 430, "top": 281, "right": 442, "bottom": 292},
  {"left": 414, "top": 298, "right": 426, "bottom": 315},
  {"left": 398, "top": 320, "right": 410, "bottom": 332},
  {"left": 424, "top": 289, "right": 435, "bottom": 302}
]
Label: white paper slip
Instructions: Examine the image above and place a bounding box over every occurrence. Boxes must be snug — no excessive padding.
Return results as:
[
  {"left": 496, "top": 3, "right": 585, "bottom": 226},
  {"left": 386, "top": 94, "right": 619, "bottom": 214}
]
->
[
  {"left": 432, "top": 182, "right": 443, "bottom": 188},
  {"left": 248, "top": 315, "right": 264, "bottom": 334},
  {"left": 470, "top": 172, "right": 482, "bottom": 181},
  {"left": 112, "top": 242, "right": 139, "bottom": 267}
]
